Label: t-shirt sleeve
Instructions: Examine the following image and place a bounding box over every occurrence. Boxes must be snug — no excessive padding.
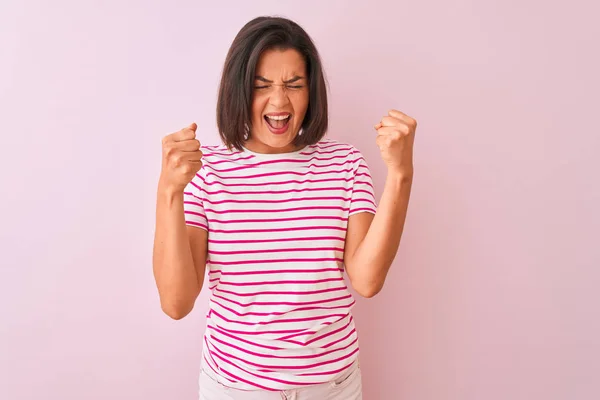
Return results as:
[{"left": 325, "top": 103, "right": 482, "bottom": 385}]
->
[
  {"left": 349, "top": 148, "right": 378, "bottom": 216},
  {"left": 183, "top": 165, "right": 208, "bottom": 231}
]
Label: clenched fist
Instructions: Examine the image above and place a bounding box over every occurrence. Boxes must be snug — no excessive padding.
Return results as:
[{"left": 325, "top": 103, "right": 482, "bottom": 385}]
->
[
  {"left": 159, "top": 123, "right": 203, "bottom": 193},
  {"left": 374, "top": 109, "right": 417, "bottom": 177}
]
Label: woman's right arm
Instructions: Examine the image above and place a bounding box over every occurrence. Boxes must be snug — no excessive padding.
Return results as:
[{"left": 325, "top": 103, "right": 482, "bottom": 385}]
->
[
  {"left": 153, "top": 189, "right": 207, "bottom": 319},
  {"left": 152, "top": 123, "right": 207, "bottom": 320}
]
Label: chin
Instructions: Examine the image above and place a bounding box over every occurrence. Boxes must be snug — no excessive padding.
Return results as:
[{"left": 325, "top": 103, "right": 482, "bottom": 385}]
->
[
  {"left": 266, "top": 130, "right": 297, "bottom": 144},
  {"left": 254, "top": 122, "right": 299, "bottom": 150}
]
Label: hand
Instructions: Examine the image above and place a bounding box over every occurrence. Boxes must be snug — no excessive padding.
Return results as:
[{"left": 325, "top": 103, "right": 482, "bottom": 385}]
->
[
  {"left": 374, "top": 109, "right": 417, "bottom": 177},
  {"left": 159, "top": 123, "right": 203, "bottom": 194}
]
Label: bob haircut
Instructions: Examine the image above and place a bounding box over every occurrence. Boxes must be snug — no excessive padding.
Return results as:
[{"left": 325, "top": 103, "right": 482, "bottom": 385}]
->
[{"left": 216, "top": 16, "right": 328, "bottom": 151}]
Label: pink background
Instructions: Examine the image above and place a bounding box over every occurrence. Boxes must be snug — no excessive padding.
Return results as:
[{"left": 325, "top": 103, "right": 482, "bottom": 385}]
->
[{"left": 1, "top": 1, "right": 599, "bottom": 399}]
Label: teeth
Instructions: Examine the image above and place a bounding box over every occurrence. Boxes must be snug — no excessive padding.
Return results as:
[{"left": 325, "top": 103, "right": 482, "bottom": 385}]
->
[{"left": 266, "top": 114, "right": 290, "bottom": 121}]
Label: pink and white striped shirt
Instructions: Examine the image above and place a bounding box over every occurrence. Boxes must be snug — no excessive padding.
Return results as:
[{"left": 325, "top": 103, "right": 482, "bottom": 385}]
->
[{"left": 183, "top": 138, "right": 377, "bottom": 391}]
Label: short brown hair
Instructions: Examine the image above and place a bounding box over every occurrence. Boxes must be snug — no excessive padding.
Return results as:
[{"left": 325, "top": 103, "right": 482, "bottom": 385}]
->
[{"left": 216, "top": 16, "right": 328, "bottom": 151}]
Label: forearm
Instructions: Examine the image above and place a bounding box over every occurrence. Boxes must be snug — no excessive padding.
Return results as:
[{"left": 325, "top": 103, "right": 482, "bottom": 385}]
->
[
  {"left": 351, "top": 171, "right": 413, "bottom": 295},
  {"left": 152, "top": 184, "right": 201, "bottom": 318}
]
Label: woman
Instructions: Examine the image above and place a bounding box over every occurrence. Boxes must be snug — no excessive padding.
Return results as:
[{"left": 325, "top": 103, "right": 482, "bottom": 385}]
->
[{"left": 153, "top": 16, "right": 416, "bottom": 399}]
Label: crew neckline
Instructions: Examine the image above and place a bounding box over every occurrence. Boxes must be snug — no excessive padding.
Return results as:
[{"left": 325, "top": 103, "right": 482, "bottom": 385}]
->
[{"left": 241, "top": 144, "right": 310, "bottom": 159}]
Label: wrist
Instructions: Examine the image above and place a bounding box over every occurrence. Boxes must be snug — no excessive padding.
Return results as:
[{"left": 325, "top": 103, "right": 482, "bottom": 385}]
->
[
  {"left": 387, "top": 167, "right": 413, "bottom": 183},
  {"left": 158, "top": 178, "right": 184, "bottom": 201}
]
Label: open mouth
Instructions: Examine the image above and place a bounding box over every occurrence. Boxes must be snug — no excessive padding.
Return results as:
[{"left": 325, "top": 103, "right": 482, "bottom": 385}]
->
[{"left": 264, "top": 113, "right": 291, "bottom": 134}]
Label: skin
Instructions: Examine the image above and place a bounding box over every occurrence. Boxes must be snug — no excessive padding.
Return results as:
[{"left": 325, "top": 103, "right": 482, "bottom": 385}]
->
[
  {"left": 245, "top": 48, "right": 309, "bottom": 154},
  {"left": 344, "top": 110, "right": 417, "bottom": 297},
  {"left": 153, "top": 123, "right": 207, "bottom": 319},
  {"left": 152, "top": 48, "right": 417, "bottom": 320}
]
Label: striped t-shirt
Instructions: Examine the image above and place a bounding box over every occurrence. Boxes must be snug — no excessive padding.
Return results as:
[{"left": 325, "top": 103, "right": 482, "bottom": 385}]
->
[{"left": 183, "top": 138, "right": 377, "bottom": 391}]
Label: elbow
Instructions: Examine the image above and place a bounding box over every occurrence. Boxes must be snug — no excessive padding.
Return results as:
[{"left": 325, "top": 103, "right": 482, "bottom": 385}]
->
[
  {"left": 353, "top": 281, "right": 384, "bottom": 299},
  {"left": 160, "top": 300, "right": 194, "bottom": 320},
  {"left": 155, "top": 283, "right": 201, "bottom": 320},
  {"left": 347, "top": 264, "right": 388, "bottom": 299},
  {"left": 356, "top": 286, "right": 382, "bottom": 299}
]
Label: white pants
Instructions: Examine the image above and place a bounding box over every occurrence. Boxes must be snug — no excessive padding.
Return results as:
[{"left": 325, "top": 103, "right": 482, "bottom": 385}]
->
[{"left": 198, "top": 361, "right": 362, "bottom": 400}]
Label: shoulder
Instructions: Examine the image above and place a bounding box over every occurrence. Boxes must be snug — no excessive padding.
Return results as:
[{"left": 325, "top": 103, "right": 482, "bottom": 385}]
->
[
  {"left": 199, "top": 143, "right": 247, "bottom": 168},
  {"left": 311, "top": 138, "right": 366, "bottom": 167},
  {"left": 186, "top": 144, "right": 235, "bottom": 188},
  {"left": 311, "top": 138, "right": 361, "bottom": 158},
  {"left": 200, "top": 144, "right": 237, "bottom": 162}
]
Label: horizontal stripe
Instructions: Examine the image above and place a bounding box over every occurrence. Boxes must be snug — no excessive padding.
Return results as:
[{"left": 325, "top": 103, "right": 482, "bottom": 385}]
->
[
  {"left": 208, "top": 155, "right": 254, "bottom": 164},
  {"left": 214, "top": 286, "right": 347, "bottom": 297},
  {"left": 207, "top": 323, "right": 308, "bottom": 336},
  {"left": 205, "top": 154, "right": 359, "bottom": 172},
  {"left": 202, "top": 195, "right": 352, "bottom": 205},
  {"left": 210, "top": 299, "right": 355, "bottom": 317},
  {"left": 322, "top": 328, "right": 358, "bottom": 349},
  {"left": 349, "top": 207, "right": 377, "bottom": 213},
  {"left": 185, "top": 221, "right": 207, "bottom": 230},
  {"left": 209, "top": 330, "right": 358, "bottom": 360},
  {"left": 208, "top": 236, "right": 346, "bottom": 244},
  {"left": 300, "top": 148, "right": 358, "bottom": 156},
  {"left": 210, "top": 293, "right": 353, "bottom": 308},
  {"left": 205, "top": 167, "right": 355, "bottom": 181},
  {"left": 207, "top": 216, "right": 348, "bottom": 225},
  {"left": 208, "top": 267, "right": 343, "bottom": 276},
  {"left": 205, "top": 160, "right": 361, "bottom": 174},
  {"left": 208, "top": 257, "right": 344, "bottom": 266},
  {"left": 207, "top": 152, "right": 353, "bottom": 166},
  {"left": 210, "top": 358, "right": 278, "bottom": 390},
  {"left": 297, "top": 359, "right": 357, "bottom": 377},
  {"left": 209, "top": 339, "right": 358, "bottom": 370},
  {"left": 204, "top": 205, "right": 349, "bottom": 214},
  {"left": 211, "top": 309, "right": 347, "bottom": 326},
  {"left": 279, "top": 316, "right": 353, "bottom": 342},
  {"left": 198, "top": 186, "right": 352, "bottom": 196},
  {"left": 207, "top": 325, "right": 283, "bottom": 350},
  {"left": 209, "top": 351, "right": 320, "bottom": 388},
  {"left": 207, "top": 226, "right": 347, "bottom": 234},
  {"left": 208, "top": 247, "right": 344, "bottom": 256},
  {"left": 216, "top": 277, "right": 343, "bottom": 286},
  {"left": 200, "top": 177, "right": 355, "bottom": 188}
]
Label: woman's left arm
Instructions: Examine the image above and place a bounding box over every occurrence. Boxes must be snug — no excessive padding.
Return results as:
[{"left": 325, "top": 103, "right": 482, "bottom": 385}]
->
[{"left": 344, "top": 109, "right": 417, "bottom": 298}]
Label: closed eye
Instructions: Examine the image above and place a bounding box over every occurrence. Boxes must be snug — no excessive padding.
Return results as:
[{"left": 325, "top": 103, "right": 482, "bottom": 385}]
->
[{"left": 253, "top": 84, "right": 305, "bottom": 90}]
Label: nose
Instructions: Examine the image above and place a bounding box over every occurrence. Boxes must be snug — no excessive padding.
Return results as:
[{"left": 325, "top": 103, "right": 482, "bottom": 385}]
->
[{"left": 268, "top": 85, "right": 290, "bottom": 108}]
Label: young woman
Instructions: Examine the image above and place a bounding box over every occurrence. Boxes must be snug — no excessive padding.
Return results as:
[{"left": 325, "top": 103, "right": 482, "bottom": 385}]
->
[{"left": 153, "top": 16, "right": 416, "bottom": 400}]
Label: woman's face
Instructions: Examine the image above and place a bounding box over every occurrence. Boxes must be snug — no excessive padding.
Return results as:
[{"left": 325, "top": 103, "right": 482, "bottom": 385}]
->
[{"left": 247, "top": 48, "right": 309, "bottom": 154}]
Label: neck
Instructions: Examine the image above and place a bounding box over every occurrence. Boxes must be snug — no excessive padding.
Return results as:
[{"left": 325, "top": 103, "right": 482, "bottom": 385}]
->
[{"left": 243, "top": 138, "right": 301, "bottom": 154}]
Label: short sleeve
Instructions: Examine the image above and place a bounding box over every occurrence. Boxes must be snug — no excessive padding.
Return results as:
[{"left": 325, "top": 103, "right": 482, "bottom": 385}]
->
[
  {"left": 349, "top": 148, "right": 377, "bottom": 216},
  {"left": 183, "top": 166, "right": 208, "bottom": 231}
]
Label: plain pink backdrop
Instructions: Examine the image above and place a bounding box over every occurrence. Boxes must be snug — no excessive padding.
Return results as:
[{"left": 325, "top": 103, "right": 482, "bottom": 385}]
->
[{"left": 1, "top": 1, "right": 599, "bottom": 399}]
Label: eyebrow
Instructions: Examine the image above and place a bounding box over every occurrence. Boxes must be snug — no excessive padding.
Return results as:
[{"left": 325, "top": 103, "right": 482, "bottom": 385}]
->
[{"left": 255, "top": 75, "right": 306, "bottom": 84}]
